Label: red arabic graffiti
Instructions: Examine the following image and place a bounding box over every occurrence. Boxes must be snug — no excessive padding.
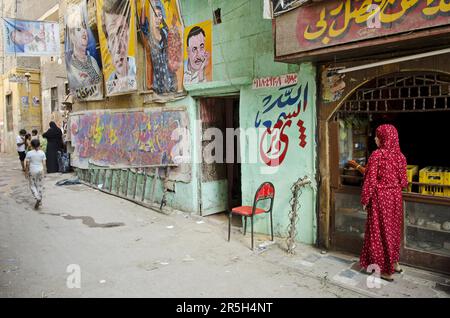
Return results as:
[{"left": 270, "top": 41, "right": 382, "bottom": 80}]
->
[{"left": 255, "top": 83, "right": 309, "bottom": 167}]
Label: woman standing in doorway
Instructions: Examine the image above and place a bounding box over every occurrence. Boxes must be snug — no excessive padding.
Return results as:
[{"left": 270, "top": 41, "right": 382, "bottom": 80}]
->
[
  {"left": 43, "top": 121, "right": 63, "bottom": 173},
  {"left": 359, "top": 124, "right": 408, "bottom": 282}
]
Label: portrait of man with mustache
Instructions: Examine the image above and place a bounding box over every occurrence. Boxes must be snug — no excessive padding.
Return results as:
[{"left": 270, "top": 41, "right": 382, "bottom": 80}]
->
[{"left": 183, "top": 25, "right": 210, "bottom": 85}]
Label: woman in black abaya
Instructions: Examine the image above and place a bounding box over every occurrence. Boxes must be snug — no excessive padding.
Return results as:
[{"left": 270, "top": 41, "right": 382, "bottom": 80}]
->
[{"left": 43, "top": 121, "right": 63, "bottom": 173}]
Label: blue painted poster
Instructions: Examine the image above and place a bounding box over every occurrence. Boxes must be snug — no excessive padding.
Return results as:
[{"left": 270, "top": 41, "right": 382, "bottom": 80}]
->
[{"left": 2, "top": 18, "right": 60, "bottom": 56}]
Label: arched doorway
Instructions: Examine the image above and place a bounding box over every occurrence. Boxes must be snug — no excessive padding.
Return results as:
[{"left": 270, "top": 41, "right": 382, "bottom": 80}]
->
[{"left": 326, "top": 71, "right": 450, "bottom": 274}]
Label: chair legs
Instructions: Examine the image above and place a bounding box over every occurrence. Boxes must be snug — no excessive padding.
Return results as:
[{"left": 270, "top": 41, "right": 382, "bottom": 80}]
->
[
  {"left": 228, "top": 211, "right": 231, "bottom": 242},
  {"left": 251, "top": 216, "right": 254, "bottom": 250},
  {"left": 243, "top": 217, "right": 247, "bottom": 236},
  {"left": 270, "top": 210, "right": 274, "bottom": 241}
]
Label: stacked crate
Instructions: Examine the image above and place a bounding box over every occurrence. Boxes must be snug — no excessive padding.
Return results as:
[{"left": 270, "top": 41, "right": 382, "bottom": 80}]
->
[
  {"left": 419, "top": 166, "right": 450, "bottom": 197},
  {"left": 406, "top": 165, "right": 418, "bottom": 193}
]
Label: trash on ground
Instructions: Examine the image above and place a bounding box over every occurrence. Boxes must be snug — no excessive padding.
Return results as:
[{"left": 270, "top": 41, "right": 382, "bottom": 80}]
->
[
  {"left": 55, "top": 178, "right": 81, "bottom": 186},
  {"left": 166, "top": 225, "right": 174, "bottom": 229}
]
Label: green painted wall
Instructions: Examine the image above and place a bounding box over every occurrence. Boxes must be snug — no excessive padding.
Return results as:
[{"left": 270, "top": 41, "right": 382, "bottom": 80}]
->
[
  {"left": 240, "top": 64, "right": 318, "bottom": 244},
  {"left": 180, "top": 0, "right": 318, "bottom": 243},
  {"left": 180, "top": 0, "right": 295, "bottom": 91}
]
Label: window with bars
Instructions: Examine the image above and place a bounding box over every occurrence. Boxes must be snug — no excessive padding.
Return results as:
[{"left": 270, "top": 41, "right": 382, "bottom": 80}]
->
[{"left": 339, "top": 73, "right": 450, "bottom": 116}]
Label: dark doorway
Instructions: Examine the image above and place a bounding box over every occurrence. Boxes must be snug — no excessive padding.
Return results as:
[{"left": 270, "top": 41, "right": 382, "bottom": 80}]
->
[{"left": 199, "top": 97, "right": 241, "bottom": 215}]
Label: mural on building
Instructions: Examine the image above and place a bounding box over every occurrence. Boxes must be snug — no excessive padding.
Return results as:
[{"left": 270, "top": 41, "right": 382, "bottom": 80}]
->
[
  {"left": 2, "top": 18, "right": 60, "bottom": 56},
  {"left": 65, "top": 0, "right": 104, "bottom": 101},
  {"left": 297, "top": 0, "right": 450, "bottom": 52},
  {"left": 183, "top": 20, "right": 212, "bottom": 85},
  {"left": 138, "top": 0, "right": 184, "bottom": 94},
  {"left": 254, "top": 82, "right": 309, "bottom": 167},
  {"left": 96, "top": 0, "right": 137, "bottom": 96},
  {"left": 69, "top": 108, "right": 190, "bottom": 169}
]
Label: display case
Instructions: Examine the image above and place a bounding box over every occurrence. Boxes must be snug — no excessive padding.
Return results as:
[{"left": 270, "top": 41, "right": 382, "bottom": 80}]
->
[{"left": 404, "top": 201, "right": 450, "bottom": 257}]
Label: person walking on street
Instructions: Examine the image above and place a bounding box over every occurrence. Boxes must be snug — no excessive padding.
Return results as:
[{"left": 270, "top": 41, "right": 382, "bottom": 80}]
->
[
  {"left": 16, "top": 129, "right": 27, "bottom": 171},
  {"left": 24, "top": 139, "right": 46, "bottom": 209},
  {"left": 359, "top": 124, "right": 408, "bottom": 282},
  {"left": 43, "top": 121, "right": 63, "bottom": 173}
]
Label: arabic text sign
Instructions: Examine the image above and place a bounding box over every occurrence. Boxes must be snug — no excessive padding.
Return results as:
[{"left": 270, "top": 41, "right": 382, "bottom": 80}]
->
[
  {"left": 254, "top": 82, "right": 309, "bottom": 167},
  {"left": 2, "top": 18, "right": 60, "bottom": 56},
  {"left": 253, "top": 73, "right": 298, "bottom": 89},
  {"left": 295, "top": 0, "right": 450, "bottom": 53}
]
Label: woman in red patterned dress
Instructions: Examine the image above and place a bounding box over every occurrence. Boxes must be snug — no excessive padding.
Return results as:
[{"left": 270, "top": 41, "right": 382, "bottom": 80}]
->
[{"left": 360, "top": 124, "right": 408, "bottom": 282}]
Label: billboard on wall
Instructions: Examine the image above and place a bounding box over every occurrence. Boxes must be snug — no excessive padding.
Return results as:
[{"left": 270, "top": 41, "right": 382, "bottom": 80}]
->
[
  {"left": 96, "top": 0, "right": 138, "bottom": 96},
  {"left": 2, "top": 18, "right": 60, "bottom": 56},
  {"left": 138, "top": 0, "right": 184, "bottom": 94},
  {"left": 69, "top": 108, "right": 191, "bottom": 176},
  {"left": 183, "top": 20, "right": 213, "bottom": 85},
  {"left": 65, "top": 0, "right": 104, "bottom": 101}
]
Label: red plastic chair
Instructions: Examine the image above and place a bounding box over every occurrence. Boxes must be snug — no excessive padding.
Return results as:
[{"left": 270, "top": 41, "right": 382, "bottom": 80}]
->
[{"left": 228, "top": 182, "right": 275, "bottom": 250}]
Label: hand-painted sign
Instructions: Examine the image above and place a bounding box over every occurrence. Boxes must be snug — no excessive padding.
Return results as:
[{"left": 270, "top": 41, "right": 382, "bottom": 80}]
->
[
  {"left": 2, "top": 18, "right": 60, "bottom": 56},
  {"left": 255, "top": 82, "right": 309, "bottom": 166},
  {"left": 138, "top": 0, "right": 184, "bottom": 94},
  {"left": 183, "top": 20, "right": 213, "bottom": 85},
  {"left": 69, "top": 108, "right": 190, "bottom": 168},
  {"left": 65, "top": 0, "right": 104, "bottom": 101},
  {"left": 253, "top": 73, "right": 298, "bottom": 89},
  {"left": 96, "top": 0, "right": 138, "bottom": 96},
  {"left": 294, "top": 0, "right": 450, "bottom": 53}
]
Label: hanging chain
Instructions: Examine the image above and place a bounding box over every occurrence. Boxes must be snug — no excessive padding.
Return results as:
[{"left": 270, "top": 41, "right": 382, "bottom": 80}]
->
[{"left": 286, "top": 176, "right": 311, "bottom": 255}]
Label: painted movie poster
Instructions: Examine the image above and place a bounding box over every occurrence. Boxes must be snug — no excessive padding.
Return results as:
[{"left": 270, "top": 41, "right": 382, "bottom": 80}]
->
[
  {"left": 96, "top": 0, "right": 138, "bottom": 96},
  {"left": 65, "top": 0, "right": 104, "bottom": 101}
]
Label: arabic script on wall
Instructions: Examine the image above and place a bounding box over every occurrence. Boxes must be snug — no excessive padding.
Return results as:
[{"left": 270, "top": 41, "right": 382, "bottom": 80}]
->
[
  {"left": 296, "top": 0, "right": 450, "bottom": 51},
  {"left": 255, "top": 83, "right": 309, "bottom": 167}
]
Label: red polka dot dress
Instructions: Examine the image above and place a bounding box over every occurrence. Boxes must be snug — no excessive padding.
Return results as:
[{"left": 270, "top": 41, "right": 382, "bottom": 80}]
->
[{"left": 360, "top": 124, "right": 408, "bottom": 275}]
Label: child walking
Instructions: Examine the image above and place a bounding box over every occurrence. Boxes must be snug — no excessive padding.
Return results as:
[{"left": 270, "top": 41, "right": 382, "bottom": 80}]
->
[{"left": 24, "top": 139, "right": 47, "bottom": 209}]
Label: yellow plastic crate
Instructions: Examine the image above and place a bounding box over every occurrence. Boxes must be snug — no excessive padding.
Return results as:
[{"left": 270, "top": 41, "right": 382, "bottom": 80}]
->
[
  {"left": 419, "top": 166, "right": 449, "bottom": 197},
  {"left": 406, "top": 165, "right": 418, "bottom": 192},
  {"left": 444, "top": 168, "right": 450, "bottom": 197}
]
